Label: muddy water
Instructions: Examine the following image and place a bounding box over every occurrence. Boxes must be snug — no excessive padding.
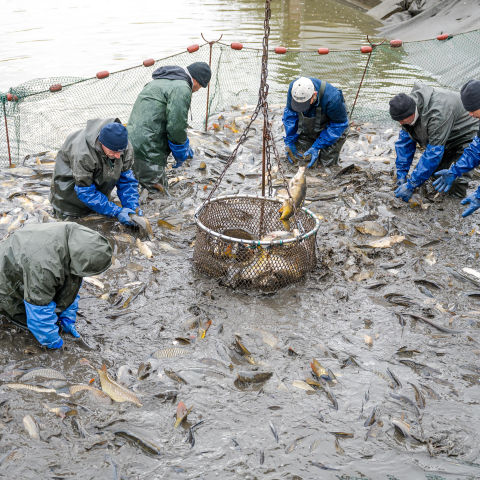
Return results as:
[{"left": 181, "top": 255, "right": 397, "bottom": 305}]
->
[
  {"left": 1, "top": 110, "right": 480, "bottom": 479},
  {"left": 1, "top": 0, "right": 381, "bottom": 91}
]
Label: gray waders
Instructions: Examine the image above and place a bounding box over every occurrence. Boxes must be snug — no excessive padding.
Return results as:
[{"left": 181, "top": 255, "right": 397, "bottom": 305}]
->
[{"left": 295, "top": 82, "right": 348, "bottom": 167}]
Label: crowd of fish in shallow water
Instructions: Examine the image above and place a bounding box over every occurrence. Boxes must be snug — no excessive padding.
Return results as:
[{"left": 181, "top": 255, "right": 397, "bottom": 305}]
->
[{"left": 1, "top": 104, "right": 480, "bottom": 478}]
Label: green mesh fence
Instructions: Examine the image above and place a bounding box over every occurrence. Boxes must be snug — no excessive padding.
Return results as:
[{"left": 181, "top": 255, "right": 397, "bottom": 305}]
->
[{"left": 1, "top": 29, "right": 480, "bottom": 167}]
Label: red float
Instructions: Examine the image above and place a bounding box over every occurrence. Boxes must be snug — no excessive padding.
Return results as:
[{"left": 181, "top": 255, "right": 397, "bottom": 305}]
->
[
  {"left": 318, "top": 48, "right": 329, "bottom": 55},
  {"left": 361, "top": 46, "right": 373, "bottom": 53},
  {"left": 275, "top": 47, "right": 287, "bottom": 54},
  {"left": 231, "top": 42, "right": 243, "bottom": 50},
  {"left": 143, "top": 58, "right": 155, "bottom": 67},
  {"left": 390, "top": 39, "right": 402, "bottom": 48},
  {"left": 437, "top": 33, "right": 450, "bottom": 40},
  {"left": 96, "top": 71, "right": 109, "bottom": 79},
  {"left": 49, "top": 84, "right": 62, "bottom": 92},
  {"left": 187, "top": 44, "right": 199, "bottom": 53},
  {"left": 6, "top": 93, "right": 18, "bottom": 101}
]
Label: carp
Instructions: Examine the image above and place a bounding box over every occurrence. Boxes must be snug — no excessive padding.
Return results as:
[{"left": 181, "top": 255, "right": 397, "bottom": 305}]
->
[{"left": 278, "top": 166, "right": 306, "bottom": 231}]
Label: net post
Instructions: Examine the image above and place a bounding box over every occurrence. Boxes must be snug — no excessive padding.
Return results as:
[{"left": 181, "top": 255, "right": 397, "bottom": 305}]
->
[
  {"left": 349, "top": 36, "right": 385, "bottom": 120},
  {"left": 201, "top": 33, "right": 223, "bottom": 132},
  {"left": 2, "top": 98, "right": 12, "bottom": 167}
]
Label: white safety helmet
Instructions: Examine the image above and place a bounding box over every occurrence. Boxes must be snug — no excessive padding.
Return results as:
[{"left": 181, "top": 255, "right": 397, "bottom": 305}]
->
[{"left": 291, "top": 77, "right": 315, "bottom": 113}]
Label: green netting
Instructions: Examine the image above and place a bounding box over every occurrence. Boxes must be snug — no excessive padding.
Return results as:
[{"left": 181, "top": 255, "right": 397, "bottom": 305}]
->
[{"left": 1, "top": 29, "right": 480, "bottom": 167}]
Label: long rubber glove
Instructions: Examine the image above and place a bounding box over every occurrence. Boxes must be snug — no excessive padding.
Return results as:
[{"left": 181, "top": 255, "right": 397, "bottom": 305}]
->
[
  {"left": 58, "top": 294, "right": 81, "bottom": 338},
  {"left": 168, "top": 139, "right": 194, "bottom": 168},
  {"left": 75, "top": 184, "right": 122, "bottom": 218},
  {"left": 116, "top": 170, "right": 142, "bottom": 215},
  {"left": 450, "top": 136, "right": 480, "bottom": 177},
  {"left": 285, "top": 142, "right": 302, "bottom": 164},
  {"left": 396, "top": 173, "right": 408, "bottom": 186},
  {"left": 395, "top": 130, "right": 417, "bottom": 178},
  {"left": 407, "top": 144, "right": 446, "bottom": 189},
  {"left": 461, "top": 189, "right": 480, "bottom": 217},
  {"left": 433, "top": 169, "right": 457, "bottom": 192},
  {"left": 310, "top": 120, "right": 349, "bottom": 151},
  {"left": 394, "top": 182, "right": 415, "bottom": 202},
  {"left": 305, "top": 146, "right": 320, "bottom": 168},
  {"left": 282, "top": 107, "right": 300, "bottom": 146},
  {"left": 117, "top": 208, "right": 136, "bottom": 225},
  {"left": 24, "top": 300, "right": 63, "bottom": 349}
]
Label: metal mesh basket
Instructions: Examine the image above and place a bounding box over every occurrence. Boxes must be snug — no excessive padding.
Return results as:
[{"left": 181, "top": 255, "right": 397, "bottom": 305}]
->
[{"left": 193, "top": 194, "right": 320, "bottom": 291}]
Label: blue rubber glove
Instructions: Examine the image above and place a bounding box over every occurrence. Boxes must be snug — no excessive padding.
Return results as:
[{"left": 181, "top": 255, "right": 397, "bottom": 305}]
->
[
  {"left": 282, "top": 106, "right": 300, "bottom": 147},
  {"left": 450, "top": 136, "right": 480, "bottom": 177},
  {"left": 461, "top": 190, "right": 480, "bottom": 217},
  {"left": 432, "top": 169, "right": 457, "bottom": 193},
  {"left": 58, "top": 294, "right": 80, "bottom": 338},
  {"left": 305, "top": 146, "right": 320, "bottom": 168},
  {"left": 75, "top": 184, "right": 122, "bottom": 218},
  {"left": 395, "top": 130, "right": 416, "bottom": 179},
  {"left": 408, "top": 144, "right": 445, "bottom": 189},
  {"left": 310, "top": 121, "right": 349, "bottom": 151},
  {"left": 117, "top": 208, "right": 136, "bottom": 225},
  {"left": 116, "top": 170, "right": 141, "bottom": 212},
  {"left": 395, "top": 182, "right": 415, "bottom": 202},
  {"left": 168, "top": 139, "right": 193, "bottom": 168},
  {"left": 396, "top": 173, "right": 408, "bottom": 186},
  {"left": 24, "top": 300, "right": 63, "bottom": 349},
  {"left": 285, "top": 143, "right": 301, "bottom": 164}
]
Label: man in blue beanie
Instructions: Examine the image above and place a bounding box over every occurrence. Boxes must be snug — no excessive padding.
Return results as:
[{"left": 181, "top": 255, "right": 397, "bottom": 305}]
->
[
  {"left": 128, "top": 62, "right": 212, "bottom": 192},
  {"left": 50, "top": 118, "right": 142, "bottom": 224},
  {"left": 433, "top": 79, "right": 480, "bottom": 217},
  {"left": 391, "top": 82, "right": 479, "bottom": 202}
]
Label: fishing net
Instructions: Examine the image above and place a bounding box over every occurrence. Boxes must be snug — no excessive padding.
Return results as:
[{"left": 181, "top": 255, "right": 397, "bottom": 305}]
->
[
  {"left": 193, "top": 195, "right": 319, "bottom": 291},
  {"left": 1, "top": 28, "right": 480, "bottom": 167}
]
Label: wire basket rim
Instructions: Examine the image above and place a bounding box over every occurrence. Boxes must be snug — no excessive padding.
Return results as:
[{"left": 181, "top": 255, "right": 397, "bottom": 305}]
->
[{"left": 194, "top": 194, "right": 320, "bottom": 246}]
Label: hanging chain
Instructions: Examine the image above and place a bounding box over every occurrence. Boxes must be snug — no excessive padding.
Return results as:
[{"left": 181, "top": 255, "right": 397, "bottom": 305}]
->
[{"left": 199, "top": 0, "right": 304, "bottom": 234}]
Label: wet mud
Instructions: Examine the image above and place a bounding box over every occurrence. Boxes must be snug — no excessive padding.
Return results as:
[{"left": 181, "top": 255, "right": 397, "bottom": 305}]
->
[{"left": 1, "top": 106, "right": 480, "bottom": 479}]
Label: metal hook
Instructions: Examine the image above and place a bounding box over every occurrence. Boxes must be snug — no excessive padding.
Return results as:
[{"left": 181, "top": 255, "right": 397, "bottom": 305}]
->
[{"left": 201, "top": 33, "right": 223, "bottom": 45}]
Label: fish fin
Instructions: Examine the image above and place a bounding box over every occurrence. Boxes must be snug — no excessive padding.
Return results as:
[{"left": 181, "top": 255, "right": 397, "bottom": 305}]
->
[{"left": 281, "top": 220, "right": 290, "bottom": 231}]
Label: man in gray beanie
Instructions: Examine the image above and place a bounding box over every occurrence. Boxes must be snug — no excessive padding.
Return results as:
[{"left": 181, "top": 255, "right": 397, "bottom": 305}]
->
[
  {"left": 390, "top": 82, "right": 479, "bottom": 202},
  {"left": 433, "top": 79, "right": 480, "bottom": 217},
  {"left": 127, "top": 62, "right": 212, "bottom": 192}
]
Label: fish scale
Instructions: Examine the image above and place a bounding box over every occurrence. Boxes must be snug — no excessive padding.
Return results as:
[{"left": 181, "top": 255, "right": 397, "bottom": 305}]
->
[
  {"left": 97, "top": 365, "right": 142, "bottom": 406},
  {"left": 5, "top": 383, "right": 57, "bottom": 393},
  {"left": 151, "top": 347, "right": 192, "bottom": 359},
  {"left": 18, "top": 367, "right": 67, "bottom": 382}
]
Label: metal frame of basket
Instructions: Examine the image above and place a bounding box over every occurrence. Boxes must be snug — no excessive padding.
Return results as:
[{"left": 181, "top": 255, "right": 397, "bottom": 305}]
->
[{"left": 193, "top": 194, "right": 320, "bottom": 291}]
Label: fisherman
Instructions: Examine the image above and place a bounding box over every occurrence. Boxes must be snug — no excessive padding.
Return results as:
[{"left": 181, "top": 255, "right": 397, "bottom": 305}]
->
[
  {"left": 127, "top": 62, "right": 212, "bottom": 192},
  {"left": 433, "top": 80, "right": 480, "bottom": 217},
  {"left": 50, "top": 118, "right": 141, "bottom": 225},
  {"left": 391, "top": 82, "right": 479, "bottom": 202},
  {"left": 0, "top": 223, "right": 112, "bottom": 349},
  {"left": 283, "top": 76, "right": 349, "bottom": 167}
]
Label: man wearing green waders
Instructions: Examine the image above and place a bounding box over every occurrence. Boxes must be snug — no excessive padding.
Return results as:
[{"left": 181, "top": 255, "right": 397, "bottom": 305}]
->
[
  {"left": 127, "top": 62, "right": 212, "bottom": 192},
  {"left": 0, "top": 223, "right": 112, "bottom": 348}
]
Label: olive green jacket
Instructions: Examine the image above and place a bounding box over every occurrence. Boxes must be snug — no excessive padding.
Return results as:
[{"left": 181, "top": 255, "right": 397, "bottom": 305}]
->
[
  {"left": 50, "top": 118, "right": 134, "bottom": 217},
  {"left": 127, "top": 78, "right": 192, "bottom": 166},
  {"left": 0, "top": 223, "right": 112, "bottom": 325},
  {"left": 403, "top": 83, "right": 479, "bottom": 150}
]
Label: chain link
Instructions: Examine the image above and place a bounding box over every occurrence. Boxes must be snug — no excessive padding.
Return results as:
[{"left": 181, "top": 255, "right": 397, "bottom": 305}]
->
[{"left": 200, "top": 0, "right": 304, "bottom": 234}]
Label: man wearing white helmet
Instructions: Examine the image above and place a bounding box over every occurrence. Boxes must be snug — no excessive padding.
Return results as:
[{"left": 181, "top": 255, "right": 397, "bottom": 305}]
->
[{"left": 283, "top": 77, "right": 349, "bottom": 167}]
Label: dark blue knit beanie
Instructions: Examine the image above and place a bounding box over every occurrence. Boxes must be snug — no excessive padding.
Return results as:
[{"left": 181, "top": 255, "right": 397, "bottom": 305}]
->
[
  {"left": 99, "top": 123, "right": 128, "bottom": 151},
  {"left": 460, "top": 80, "right": 480, "bottom": 112}
]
